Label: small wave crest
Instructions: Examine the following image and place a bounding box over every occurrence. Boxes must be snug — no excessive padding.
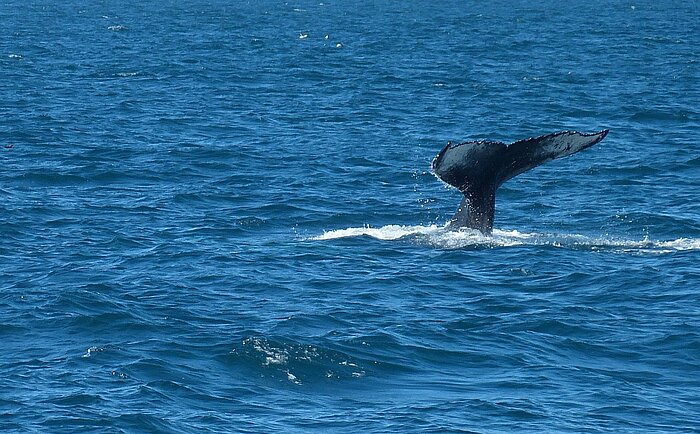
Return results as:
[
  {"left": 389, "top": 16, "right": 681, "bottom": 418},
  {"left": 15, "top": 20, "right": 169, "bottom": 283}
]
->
[
  {"left": 313, "top": 224, "right": 443, "bottom": 241},
  {"left": 312, "top": 224, "right": 700, "bottom": 253},
  {"left": 229, "top": 337, "right": 367, "bottom": 385}
]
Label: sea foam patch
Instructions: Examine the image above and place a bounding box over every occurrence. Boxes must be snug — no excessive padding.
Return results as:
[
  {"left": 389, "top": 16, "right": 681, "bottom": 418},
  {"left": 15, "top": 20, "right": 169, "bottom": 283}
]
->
[
  {"left": 313, "top": 224, "right": 700, "bottom": 253},
  {"left": 313, "top": 224, "right": 442, "bottom": 241}
]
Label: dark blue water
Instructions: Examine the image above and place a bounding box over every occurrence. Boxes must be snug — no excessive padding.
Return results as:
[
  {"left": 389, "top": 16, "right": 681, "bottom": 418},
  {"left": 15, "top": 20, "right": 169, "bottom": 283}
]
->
[{"left": 2, "top": 1, "right": 699, "bottom": 432}]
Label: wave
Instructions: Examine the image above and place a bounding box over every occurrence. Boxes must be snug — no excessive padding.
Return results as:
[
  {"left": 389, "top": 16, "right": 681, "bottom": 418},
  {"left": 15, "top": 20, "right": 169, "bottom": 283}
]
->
[
  {"left": 312, "top": 224, "right": 700, "bottom": 253},
  {"left": 229, "top": 337, "right": 368, "bottom": 385}
]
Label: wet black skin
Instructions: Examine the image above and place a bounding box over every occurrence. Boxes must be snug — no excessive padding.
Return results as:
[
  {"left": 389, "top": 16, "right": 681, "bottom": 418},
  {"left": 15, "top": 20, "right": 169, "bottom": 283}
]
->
[{"left": 431, "top": 130, "right": 609, "bottom": 234}]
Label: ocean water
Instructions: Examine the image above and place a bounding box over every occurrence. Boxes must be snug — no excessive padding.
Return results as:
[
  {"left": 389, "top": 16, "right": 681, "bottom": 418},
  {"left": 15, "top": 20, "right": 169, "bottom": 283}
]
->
[{"left": 1, "top": 0, "right": 699, "bottom": 432}]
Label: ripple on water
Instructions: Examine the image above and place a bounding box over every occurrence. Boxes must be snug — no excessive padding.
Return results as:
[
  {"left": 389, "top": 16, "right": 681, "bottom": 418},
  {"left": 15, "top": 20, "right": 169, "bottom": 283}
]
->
[{"left": 228, "top": 336, "right": 374, "bottom": 385}]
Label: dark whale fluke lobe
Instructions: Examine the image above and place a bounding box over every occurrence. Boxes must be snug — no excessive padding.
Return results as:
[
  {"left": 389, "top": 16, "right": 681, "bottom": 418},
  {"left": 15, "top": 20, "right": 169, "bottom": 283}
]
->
[{"left": 431, "top": 129, "right": 609, "bottom": 234}]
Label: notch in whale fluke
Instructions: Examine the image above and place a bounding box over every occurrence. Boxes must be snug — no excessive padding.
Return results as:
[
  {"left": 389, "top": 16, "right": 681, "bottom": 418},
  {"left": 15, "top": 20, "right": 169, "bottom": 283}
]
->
[{"left": 431, "top": 129, "right": 609, "bottom": 234}]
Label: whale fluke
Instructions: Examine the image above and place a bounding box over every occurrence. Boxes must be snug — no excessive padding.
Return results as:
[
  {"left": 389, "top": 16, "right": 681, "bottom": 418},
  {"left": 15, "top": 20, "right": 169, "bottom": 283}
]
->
[{"left": 431, "top": 129, "right": 609, "bottom": 234}]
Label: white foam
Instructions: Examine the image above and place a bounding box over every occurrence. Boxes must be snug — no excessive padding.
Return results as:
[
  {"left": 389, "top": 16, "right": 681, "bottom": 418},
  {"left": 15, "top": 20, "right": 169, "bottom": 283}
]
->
[
  {"left": 313, "top": 224, "right": 442, "bottom": 241},
  {"left": 312, "top": 224, "right": 700, "bottom": 253},
  {"left": 286, "top": 371, "right": 300, "bottom": 384}
]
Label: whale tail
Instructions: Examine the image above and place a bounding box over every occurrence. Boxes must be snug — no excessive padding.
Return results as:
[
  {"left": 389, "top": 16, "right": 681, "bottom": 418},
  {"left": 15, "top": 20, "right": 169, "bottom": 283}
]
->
[{"left": 431, "top": 129, "right": 609, "bottom": 234}]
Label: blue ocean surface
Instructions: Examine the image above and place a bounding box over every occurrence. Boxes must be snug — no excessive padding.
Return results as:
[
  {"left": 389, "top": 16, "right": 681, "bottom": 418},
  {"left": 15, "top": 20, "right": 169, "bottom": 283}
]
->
[{"left": 1, "top": 0, "right": 699, "bottom": 432}]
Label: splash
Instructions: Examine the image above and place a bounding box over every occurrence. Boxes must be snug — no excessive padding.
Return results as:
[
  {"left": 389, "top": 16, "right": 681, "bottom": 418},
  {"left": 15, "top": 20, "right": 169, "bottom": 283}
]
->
[
  {"left": 312, "top": 224, "right": 700, "bottom": 253},
  {"left": 230, "top": 337, "right": 367, "bottom": 384},
  {"left": 313, "top": 224, "right": 442, "bottom": 241}
]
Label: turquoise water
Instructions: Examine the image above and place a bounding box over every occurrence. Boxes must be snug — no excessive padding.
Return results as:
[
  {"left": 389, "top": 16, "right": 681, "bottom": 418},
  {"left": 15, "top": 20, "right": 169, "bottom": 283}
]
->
[{"left": 2, "top": 1, "right": 699, "bottom": 432}]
